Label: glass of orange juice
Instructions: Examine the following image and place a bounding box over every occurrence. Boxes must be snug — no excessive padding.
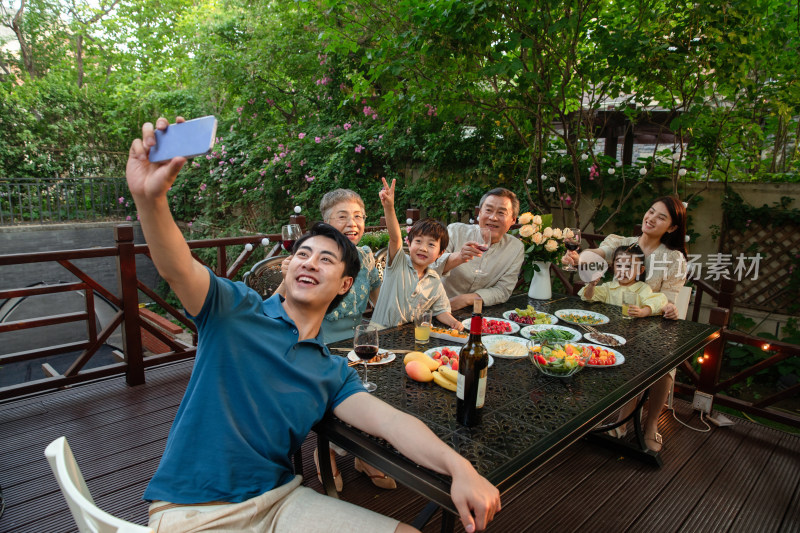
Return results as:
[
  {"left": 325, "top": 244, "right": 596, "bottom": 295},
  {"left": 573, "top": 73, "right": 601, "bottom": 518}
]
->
[
  {"left": 414, "top": 309, "right": 433, "bottom": 344},
  {"left": 621, "top": 292, "right": 639, "bottom": 319}
]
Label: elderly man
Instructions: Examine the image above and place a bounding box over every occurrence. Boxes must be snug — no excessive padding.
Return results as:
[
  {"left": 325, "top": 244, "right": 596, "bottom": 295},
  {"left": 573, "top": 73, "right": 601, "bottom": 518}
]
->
[{"left": 433, "top": 188, "right": 524, "bottom": 311}]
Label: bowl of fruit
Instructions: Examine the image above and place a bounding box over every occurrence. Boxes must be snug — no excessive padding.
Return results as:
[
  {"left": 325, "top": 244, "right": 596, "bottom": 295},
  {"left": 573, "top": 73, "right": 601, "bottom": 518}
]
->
[{"left": 527, "top": 340, "right": 590, "bottom": 378}]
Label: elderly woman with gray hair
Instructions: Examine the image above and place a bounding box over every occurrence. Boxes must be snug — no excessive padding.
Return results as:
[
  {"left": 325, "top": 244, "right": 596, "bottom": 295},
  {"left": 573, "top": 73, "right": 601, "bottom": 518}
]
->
[
  {"left": 315, "top": 189, "right": 383, "bottom": 343},
  {"left": 280, "top": 189, "right": 382, "bottom": 343}
]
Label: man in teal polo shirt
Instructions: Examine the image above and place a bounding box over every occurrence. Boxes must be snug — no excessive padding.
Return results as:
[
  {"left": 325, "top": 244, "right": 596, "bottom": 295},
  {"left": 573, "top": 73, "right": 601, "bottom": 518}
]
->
[{"left": 127, "top": 117, "right": 501, "bottom": 533}]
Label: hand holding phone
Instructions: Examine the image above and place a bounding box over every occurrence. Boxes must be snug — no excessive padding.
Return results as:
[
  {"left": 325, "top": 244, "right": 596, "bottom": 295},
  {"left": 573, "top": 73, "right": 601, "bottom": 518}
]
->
[{"left": 148, "top": 116, "right": 218, "bottom": 163}]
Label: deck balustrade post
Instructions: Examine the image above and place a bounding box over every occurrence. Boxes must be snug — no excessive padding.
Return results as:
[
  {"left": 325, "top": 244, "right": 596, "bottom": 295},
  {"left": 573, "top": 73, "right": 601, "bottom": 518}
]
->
[
  {"left": 216, "top": 246, "right": 227, "bottom": 277},
  {"left": 405, "top": 208, "right": 420, "bottom": 224},
  {"left": 698, "top": 306, "right": 729, "bottom": 394},
  {"left": 115, "top": 224, "right": 145, "bottom": 386},
  {"left": 717, "top": 278, "right": 736, "bottom": 311}
]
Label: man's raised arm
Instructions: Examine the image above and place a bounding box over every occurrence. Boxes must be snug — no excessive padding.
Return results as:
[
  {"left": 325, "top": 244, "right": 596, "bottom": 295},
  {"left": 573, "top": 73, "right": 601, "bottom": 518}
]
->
[{"left": 126, "top": 118, "right": 210, "bottom": 316}]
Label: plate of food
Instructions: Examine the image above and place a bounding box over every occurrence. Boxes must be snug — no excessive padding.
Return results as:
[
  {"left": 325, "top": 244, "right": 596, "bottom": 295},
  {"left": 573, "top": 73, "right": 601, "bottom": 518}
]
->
[
  {"left": 482, "top": 335, "right": 530, "bottom": 359},
  {"left": 346, "top": 349, "right": 397, "bottom": 366},
  {"left": 583, "top": 331, "right": 626, "bottom": 347},
  {"left": 502, "top": 307, "right": 558, "bottom": 325},
  {"left": 554, "top": 309, "right": 610, "bottom": 325},
  {"left": 429, "top": 326, "right": 469, "bottom": 343},
  {"left": 520, "top": 324, "right": 582, "bottom": 343},
  {"left": 460, "top": 317, "right": 521, "bottom": 335},
  {"left": 424, "top": 346, "right": 494, "bottom": 369},
  {"left": 529, "top": 342, "right": 591, "bottom": 377},
  {"left": 578, "top": 343, "right": 625, "bottom": 367}
]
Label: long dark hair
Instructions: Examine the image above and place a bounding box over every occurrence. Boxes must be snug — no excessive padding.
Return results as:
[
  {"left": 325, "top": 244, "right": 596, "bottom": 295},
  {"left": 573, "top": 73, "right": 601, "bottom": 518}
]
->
[{"left": 652, "top": 195, "right": 687, "bottom": 258}]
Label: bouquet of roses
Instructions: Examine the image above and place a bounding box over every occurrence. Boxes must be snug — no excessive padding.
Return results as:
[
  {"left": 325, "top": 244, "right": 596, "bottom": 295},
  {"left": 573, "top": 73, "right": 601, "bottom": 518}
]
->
[{"left": 511, "top": 212, "right": 572, "bottom": 282}]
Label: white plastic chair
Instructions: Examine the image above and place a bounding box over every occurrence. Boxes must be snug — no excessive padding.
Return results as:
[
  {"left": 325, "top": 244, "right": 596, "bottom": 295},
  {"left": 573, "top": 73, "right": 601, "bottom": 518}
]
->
[
  {"left": 45, "top": 437, "right": 153, "bottom": 533},
  {"left": 675, "top": 285, "right": 693, "bottom": 320}
]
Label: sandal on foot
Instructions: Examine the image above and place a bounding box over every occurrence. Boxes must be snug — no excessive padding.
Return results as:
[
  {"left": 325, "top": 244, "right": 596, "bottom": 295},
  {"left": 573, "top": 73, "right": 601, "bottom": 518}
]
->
[
  {"left": 354, "top": 458, "right": 397, "bottom": 490},
  {"left": 605, "top": 426, "right": 627, "bottom": 439},
  {"left": 314, "top": 448, "right": 343, "bottom": 492},
  {"left": 644, "top": 432, "right": 663, "bottom": 453}
]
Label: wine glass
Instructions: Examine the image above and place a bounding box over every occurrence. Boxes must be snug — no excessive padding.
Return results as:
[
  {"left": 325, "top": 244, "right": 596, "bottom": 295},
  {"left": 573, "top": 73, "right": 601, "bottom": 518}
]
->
[
  {"left": 474, "top": 226, "right": 493, "bottom": 274},
  {"left": 563, "top": 227, "right": 581, "bottom": 271},
  {"left": 281, "top": 224, "right": 302, "bottom": 253},
  {"left": 353, "top": 324, "right": 379, "bottom": 392}
]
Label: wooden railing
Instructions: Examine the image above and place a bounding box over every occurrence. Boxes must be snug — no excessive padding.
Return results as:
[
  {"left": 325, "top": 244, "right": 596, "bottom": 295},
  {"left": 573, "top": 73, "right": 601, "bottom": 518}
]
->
[
  {"left": 0, "top": 224, "right": 282, "bottom": 401},
  {"left": 3, "top": 219, "right": 797, "bottom": 427},
  {"left": 674, "top": 280, "right": 800, "bottom": 428}
]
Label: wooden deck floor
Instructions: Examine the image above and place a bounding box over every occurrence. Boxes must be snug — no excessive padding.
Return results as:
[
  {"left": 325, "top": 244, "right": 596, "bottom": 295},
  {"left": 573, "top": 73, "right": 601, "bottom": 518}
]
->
[{"left": 2, "top": 359, "right": 799, "bottom": 533}]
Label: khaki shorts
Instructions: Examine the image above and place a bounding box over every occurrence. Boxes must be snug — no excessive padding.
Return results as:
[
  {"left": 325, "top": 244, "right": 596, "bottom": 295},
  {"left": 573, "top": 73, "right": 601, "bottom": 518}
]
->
[{"left": 148, "top": 475, "right": 400, "bottom": 533}]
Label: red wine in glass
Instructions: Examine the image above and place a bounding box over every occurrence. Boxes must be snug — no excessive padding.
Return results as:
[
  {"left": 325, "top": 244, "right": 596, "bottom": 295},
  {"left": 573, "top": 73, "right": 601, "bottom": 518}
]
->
[
  {"left": 474, "top": 227, "right": 493, "bottom": 274},
  {"left": 281, "top": 224, "right": 302, "bottom": 254},
  {"left": 353, "top": 324, "right": 378, "bottom": 392},
  {"left": 563, "top": 228, "right": 581, "bottom": 271},
  {"left": 354, "top": 345, "right": 378, "bottom": 361}
]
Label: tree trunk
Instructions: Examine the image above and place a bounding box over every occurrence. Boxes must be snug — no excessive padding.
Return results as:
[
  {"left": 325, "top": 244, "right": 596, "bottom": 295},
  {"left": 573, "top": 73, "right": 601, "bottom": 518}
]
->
[
  {"left": 11, "top": 0, "right": 36, "bottom": 79},
  {"left": 76, "top": 34, "right": 84, "bottom": 88}
]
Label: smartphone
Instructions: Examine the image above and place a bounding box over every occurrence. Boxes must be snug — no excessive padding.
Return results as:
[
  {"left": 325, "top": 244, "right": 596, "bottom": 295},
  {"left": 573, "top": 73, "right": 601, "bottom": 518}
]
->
[{"left": 148, "top": 116, "right": 218, "bottom": 163}]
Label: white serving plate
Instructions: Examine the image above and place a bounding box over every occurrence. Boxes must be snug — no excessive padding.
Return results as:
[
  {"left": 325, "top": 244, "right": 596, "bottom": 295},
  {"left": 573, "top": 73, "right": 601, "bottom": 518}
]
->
[
  {"left": 460, "top": 317, "right": 521, "bottom": 335},
  {"left": 481, "top": 335, "right": 530, "bottom": 359},
  {"left": 502, "top": 309, "right": 558, "bottom": 325},
  {"left": 578, "top": 343, "right": 625, "bottom": 367},
  {"left": 554, "top": 309, "right": 610, "bottom": 325},
  {"left": 423, "top": 346, "right": 494, "bottom": 368},
  {"left": 347, "top": 349, "right": 397, "bottom": 366},
  {"left": 520, "top": 324, "right": 582, "bottom": 343},
  {"left": 583, "top": 331, "right": 626, "bottom": 347}
]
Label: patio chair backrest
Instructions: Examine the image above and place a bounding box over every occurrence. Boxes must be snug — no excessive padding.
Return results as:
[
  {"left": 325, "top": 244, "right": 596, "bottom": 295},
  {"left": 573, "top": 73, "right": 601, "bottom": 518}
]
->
[
  {"left": 672, "top": 285, "right": 693, "bottom": 320},
  {"left": 44, "top": 436, "right": 154, "bottom": 533},
  {"left": 374, "top": 246, "right": 410, "bottom": 283},
  {"left": 242, "top": 256, "right": 286, "bottom": 299}
]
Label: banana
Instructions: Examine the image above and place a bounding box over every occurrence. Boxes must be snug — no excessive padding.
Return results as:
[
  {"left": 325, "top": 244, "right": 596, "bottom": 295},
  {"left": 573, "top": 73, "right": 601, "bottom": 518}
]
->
[
  {"left": 437, "top": 365, "right": 458, "bottom": 383},
  {"left": 432, "top": 371, "right": 457, "bottom": 391}
]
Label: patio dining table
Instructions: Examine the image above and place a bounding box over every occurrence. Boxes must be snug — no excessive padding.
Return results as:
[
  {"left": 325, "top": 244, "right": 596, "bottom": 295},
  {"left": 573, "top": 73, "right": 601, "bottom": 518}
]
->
[{"left": 314, "top": 292, "right": 720, "bottom": 531}]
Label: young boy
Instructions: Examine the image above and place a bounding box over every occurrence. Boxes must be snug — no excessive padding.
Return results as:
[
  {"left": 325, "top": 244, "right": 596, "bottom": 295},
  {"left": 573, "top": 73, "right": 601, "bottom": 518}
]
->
[
  {"left": 579, "top": 244, "right": 668, "bottom": 316},
  {"left": 370, "top": 178, "right": 464, "bottom": 330}
]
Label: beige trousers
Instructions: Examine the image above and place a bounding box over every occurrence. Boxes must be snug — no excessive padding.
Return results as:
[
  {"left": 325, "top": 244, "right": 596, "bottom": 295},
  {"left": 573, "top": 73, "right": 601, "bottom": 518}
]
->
[{"left": 149, "top": 475, "right": 399, "bottom": 533}]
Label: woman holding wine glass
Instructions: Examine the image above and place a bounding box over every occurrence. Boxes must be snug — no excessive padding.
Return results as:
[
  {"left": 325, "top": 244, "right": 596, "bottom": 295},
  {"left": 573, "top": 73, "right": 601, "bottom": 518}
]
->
[
  {"left": 562, "top": 227, "right": 581, "bottom": 271},
  {"left": 562, "top": 195, "right": 688, "bottom": 452},
  {"left": 281, "top": 223, "right": 302, "bottom": 253}
]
